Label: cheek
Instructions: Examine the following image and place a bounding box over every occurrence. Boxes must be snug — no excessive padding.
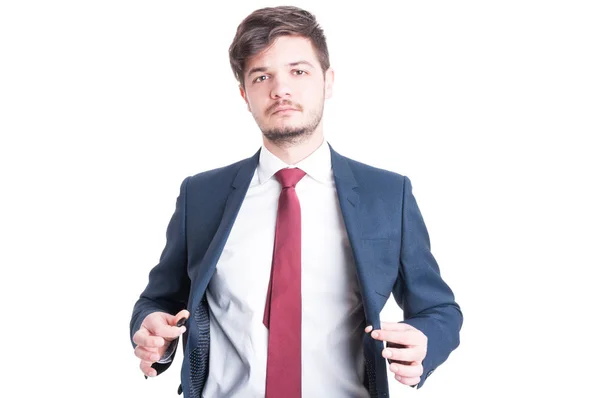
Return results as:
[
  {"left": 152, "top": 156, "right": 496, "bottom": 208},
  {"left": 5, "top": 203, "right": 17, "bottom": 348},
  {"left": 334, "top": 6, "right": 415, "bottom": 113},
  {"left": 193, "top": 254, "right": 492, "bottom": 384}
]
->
[
  {"left": 243, "top": 88, "right": 258, "bottom": 106},
  {"left": 248, "top": 100, "right": 268, "bottom": 118},
  {"left": 302, "top": 85, "right": 323, "bottom": 104}
]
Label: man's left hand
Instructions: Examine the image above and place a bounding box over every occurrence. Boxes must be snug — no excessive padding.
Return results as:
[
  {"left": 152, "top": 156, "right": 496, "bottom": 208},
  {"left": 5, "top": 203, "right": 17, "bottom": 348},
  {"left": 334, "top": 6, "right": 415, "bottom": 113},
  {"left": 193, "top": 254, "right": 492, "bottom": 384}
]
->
[{"left": 366, "top": 322, "right": 427, "bottom": 387}]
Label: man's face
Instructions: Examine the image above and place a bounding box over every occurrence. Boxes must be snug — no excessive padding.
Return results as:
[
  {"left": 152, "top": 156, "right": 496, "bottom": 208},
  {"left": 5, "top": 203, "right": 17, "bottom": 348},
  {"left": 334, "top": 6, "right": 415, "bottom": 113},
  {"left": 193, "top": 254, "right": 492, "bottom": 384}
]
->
[{"left": 240, "top": 35, "right": 334, "bottom": 145}]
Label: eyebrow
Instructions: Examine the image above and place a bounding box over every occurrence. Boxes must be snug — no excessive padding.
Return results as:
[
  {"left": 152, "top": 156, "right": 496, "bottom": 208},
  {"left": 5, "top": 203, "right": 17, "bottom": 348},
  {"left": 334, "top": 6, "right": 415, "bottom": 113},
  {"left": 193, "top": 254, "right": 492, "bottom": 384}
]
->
[{"left": 246, "top": 60, "right": 316, "bottom": 78}]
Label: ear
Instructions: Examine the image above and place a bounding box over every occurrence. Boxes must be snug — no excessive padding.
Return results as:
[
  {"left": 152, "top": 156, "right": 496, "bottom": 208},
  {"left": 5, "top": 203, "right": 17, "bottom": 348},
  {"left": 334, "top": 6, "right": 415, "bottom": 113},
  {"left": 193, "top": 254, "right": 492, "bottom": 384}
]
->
[
  {"left": 239, "top": 84, "right": 251, "bottom": 112},
  {"left": 324, "top": 68, "right": 334, "bottom": 99}
]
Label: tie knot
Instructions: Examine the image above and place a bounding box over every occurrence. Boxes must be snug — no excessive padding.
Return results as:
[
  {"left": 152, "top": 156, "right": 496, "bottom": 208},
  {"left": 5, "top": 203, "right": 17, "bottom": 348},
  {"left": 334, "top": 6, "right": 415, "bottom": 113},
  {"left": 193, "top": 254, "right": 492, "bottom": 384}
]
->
[{"left": 275, "top": 168, "right": 306, "bottom": 188}]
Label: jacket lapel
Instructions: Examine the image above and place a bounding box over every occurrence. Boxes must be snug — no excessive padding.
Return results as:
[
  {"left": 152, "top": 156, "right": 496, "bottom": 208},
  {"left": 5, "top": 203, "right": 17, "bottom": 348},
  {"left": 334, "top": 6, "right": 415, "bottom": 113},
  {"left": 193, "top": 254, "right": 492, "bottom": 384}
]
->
[
  {"left": 189, "top": 149, "right": 261, "bottom": 312},
  {"left": 330, "top": 144, "right": 383, "bottom": 330}
]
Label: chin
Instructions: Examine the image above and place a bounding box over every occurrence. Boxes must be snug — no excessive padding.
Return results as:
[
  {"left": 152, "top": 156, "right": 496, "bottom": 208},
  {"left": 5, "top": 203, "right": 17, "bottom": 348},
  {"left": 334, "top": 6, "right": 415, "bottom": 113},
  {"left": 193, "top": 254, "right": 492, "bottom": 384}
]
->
[{"left": 271, "top": 119, "right": 302, "bottom": 128}]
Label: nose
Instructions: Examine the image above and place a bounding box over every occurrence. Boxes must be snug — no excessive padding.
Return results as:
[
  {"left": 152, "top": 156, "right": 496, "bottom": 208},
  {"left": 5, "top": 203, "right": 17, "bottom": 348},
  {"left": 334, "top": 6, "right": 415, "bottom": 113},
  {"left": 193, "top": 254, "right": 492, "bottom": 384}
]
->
[{"left": 270, "top": 75, "right": 292, "bottom": 100}]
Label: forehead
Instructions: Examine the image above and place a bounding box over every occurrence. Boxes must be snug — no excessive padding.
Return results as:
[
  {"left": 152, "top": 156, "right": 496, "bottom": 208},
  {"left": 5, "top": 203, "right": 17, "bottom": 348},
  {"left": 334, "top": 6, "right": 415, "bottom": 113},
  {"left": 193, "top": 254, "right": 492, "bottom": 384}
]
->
[{"left": 246, "top": 35, "right": 319, "bottom": 69}]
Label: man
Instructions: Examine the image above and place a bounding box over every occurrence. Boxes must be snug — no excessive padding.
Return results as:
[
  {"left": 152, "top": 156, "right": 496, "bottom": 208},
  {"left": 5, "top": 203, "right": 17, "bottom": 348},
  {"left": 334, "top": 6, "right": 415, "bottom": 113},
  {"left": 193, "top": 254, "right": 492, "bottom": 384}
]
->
[{"left": 130, "top": 6, "right": 462, "bottom": 398}]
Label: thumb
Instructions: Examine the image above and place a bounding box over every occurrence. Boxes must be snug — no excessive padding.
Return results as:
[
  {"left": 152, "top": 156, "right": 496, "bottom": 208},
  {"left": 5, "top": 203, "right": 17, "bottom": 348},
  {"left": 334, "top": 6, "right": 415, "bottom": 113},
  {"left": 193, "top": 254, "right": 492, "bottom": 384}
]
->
[
  {"left": 153, "top": 309, "right": 189, "bottom": 340},
  {"left": 173, "top": 309, "right": 190, "bottom": 327}
]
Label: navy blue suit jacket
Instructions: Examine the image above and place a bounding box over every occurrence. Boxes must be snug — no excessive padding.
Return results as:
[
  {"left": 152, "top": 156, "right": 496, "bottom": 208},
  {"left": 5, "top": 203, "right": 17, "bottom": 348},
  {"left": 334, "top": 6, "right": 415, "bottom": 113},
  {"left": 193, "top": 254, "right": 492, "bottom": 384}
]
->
[{"left": 130, "top": 144, "right": 463, "bottom": 397}]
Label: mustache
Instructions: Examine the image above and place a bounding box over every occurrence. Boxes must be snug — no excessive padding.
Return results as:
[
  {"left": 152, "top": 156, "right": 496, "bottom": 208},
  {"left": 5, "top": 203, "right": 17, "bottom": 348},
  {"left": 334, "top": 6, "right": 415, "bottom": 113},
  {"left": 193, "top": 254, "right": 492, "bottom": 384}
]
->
[{"left": 267, "top": 100, "right": 302, "bottom": 114}]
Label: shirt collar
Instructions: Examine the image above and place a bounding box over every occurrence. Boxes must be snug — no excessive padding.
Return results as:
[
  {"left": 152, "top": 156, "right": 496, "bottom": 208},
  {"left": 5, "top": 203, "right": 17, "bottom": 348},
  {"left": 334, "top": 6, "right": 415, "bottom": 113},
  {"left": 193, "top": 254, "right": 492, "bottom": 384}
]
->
[{"left": 257, "top": 139, "right": 332, "bottom": 185}]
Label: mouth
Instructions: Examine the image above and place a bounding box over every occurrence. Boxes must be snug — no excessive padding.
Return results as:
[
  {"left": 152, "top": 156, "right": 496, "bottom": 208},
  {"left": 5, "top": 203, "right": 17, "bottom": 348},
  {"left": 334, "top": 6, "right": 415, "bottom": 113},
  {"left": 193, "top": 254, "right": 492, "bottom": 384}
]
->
[{"left": 272, "top": 107, "right": 299, "bottom": 115}]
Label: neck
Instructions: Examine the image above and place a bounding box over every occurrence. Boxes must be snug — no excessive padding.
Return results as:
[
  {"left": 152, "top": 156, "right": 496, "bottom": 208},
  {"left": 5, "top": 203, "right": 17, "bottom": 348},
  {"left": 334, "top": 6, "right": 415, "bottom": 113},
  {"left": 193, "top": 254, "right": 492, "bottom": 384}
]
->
[{"left": 263, "top": 129, "right": 325, "bottom": 165}]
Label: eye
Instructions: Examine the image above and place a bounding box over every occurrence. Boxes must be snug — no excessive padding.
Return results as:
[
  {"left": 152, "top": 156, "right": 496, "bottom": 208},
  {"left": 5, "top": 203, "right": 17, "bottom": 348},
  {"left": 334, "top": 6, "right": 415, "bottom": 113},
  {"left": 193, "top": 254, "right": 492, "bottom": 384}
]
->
[
  {"left": 293, "top": 70, "right": 307, "bottom": 76},
  {"left": 253, "top": 75, "right": 268, "bottom": 83}
]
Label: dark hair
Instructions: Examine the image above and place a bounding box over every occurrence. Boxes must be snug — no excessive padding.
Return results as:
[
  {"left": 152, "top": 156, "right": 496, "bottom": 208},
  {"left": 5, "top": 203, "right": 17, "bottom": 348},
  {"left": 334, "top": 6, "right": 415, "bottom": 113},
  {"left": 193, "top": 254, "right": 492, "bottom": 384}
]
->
[{"left": 229, "top": 6, "right": 330, "bottom": 88}]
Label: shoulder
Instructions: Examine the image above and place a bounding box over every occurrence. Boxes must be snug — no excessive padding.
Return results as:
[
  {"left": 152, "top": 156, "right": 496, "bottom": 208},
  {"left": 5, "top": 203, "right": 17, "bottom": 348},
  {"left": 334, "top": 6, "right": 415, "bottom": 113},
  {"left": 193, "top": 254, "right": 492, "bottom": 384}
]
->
[
  {"left": 175, "top": 151, "right": 259, "bottom": 195},
  {"left": 341, "top": 154, "right": 408, "bottom": 190},
  {"left": 187, "top": 157, "right": 250, "bottom": 185}
]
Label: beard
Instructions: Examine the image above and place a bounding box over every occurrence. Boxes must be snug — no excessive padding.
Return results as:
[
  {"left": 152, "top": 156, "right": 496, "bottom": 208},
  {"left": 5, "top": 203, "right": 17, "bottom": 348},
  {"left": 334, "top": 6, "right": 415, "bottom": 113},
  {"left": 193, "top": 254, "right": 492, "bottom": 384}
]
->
[{"left": 260, "top": 102, "right": 324, "bottom": 146}]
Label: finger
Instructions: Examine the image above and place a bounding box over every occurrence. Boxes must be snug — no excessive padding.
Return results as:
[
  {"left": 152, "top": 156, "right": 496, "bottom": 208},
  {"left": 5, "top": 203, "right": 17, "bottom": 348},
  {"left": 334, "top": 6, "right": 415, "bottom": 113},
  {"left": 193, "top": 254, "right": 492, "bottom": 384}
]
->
[
  {"left": 140, "top": 360, "right": 157, "bottom": 377},
  {"left": 133, "top": 327, "right": 152, "bottom": 346},
  {"left": 152, "top": 310, "right": 189, "bottom": 339},
  {"left": 154, "top": 323, "right": 186, "bottom": 339},
  {"left": 382, "top": 346, "right": 424, "bottom": 363},
  {"left": 389, "top": 361, "right": 423, "bottom": 379},
  {"left": 371, "top": 328, "right": 425, "bottom": 346},
  {"left": 134, "top": 346, "right": 162, "bottom": 363},
  {"left": 134, "top": 323, "right": 168, "bottom": 347},
  {"left": 144, "top": 311, "right": 174, "bottom": 331},
  {"left": 175, "top": 309, "right": 190, "bottom": 325},
  {"left": 135, "top": 331, "right": 165, "bottom": 349},
  {"left": 394, "top": 374, "right": 421, "bottom": 387},
  {"left": 366, "top": 322, "right": 411, "bottom": 334},
  {"left": 380, "top": 322, "right": 413, "bottom": 332}
]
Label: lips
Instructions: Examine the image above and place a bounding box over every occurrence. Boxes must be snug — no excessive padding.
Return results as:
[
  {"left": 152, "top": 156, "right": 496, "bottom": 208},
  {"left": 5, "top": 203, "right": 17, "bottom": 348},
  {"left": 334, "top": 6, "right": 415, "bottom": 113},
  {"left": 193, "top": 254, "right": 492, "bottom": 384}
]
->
[{"left": 272, "top": 107, "right": 298, "bottom": 114}]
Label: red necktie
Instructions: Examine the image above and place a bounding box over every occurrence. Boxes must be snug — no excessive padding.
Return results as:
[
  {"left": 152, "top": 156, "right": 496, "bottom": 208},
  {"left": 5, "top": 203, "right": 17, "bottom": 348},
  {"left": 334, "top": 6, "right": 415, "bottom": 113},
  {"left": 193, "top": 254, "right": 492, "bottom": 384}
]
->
[{"left": 263, "top": 167, "right": 306, "bottom": 398}]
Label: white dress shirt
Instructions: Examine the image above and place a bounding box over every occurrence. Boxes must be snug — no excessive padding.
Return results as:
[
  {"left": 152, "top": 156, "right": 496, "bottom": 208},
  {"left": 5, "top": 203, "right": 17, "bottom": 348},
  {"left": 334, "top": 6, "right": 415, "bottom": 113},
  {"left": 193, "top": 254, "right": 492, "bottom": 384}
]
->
[{"left": 201, "top": 140, "right": 370, "bottom": 397}]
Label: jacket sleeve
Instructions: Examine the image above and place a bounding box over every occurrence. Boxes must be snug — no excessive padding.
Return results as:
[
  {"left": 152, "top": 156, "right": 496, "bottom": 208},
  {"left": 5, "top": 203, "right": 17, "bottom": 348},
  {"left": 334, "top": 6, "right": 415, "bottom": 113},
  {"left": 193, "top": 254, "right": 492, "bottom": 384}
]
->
[
  {"left": 394, "top": 176, "right": 463, "bottom": 388},
  {"left": 129, "top": 176, "right": 191, "bottom": 375}
]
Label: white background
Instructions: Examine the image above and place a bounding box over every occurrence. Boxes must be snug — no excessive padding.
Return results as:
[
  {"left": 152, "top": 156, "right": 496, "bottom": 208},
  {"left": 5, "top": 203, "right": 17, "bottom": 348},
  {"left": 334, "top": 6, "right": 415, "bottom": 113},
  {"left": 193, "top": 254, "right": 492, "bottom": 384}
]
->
[{"left": 1, "top": 1, "right": 599, "bottom": 397}]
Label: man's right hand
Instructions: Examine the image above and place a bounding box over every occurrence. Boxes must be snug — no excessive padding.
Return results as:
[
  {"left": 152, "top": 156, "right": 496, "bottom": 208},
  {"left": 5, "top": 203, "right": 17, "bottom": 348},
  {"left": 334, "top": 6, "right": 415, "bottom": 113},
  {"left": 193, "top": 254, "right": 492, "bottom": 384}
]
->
[{"left": 133, "top": 309, "right": 190, "bottom": 377}]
